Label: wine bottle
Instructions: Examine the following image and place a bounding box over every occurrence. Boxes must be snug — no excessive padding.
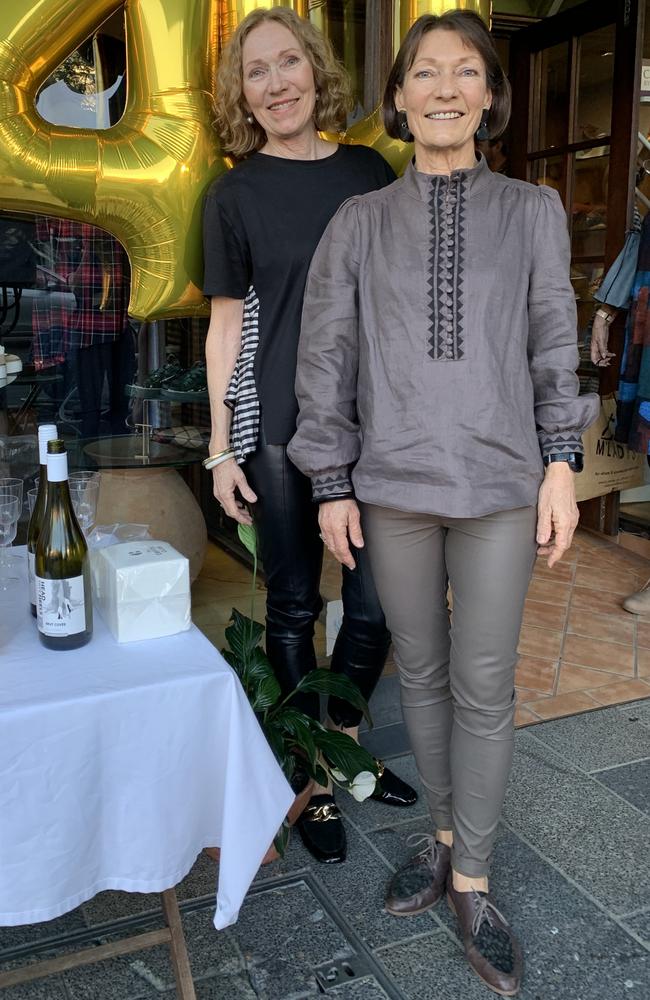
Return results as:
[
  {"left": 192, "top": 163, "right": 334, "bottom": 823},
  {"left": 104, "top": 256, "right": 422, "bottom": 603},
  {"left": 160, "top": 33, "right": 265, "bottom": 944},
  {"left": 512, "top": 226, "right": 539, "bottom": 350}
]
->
[
  {"left": 35, "top": 440, "right": 93, "bottom": 650},
  {"left": 26, "top": 423, "right": 58, "bottom": 617}
]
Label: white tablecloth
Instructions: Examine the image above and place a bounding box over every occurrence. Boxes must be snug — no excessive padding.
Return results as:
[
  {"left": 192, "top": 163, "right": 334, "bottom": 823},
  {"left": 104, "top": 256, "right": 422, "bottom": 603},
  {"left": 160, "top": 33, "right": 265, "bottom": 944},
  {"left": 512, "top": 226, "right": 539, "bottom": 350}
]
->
[{"left": 0, "top": 549, "right": 294, "bottom": 930}]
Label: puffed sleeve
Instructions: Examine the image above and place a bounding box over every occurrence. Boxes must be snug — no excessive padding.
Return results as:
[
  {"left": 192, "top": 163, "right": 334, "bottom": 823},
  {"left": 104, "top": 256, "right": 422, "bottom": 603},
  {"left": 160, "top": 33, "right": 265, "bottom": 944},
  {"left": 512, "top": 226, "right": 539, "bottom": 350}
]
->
[
  {"left": 287, "top": 199, "right": 361, "bottom": 501},
  {"left": 527, "top": 186, "right": 599, "bottom": 457}
]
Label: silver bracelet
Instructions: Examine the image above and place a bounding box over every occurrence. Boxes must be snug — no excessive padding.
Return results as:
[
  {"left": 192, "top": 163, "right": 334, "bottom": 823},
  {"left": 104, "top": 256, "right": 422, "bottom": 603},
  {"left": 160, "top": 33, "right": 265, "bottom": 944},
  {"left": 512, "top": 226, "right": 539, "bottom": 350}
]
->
[
  {"left": 203, "top": 450, "right": 235, "bottom": 470},
  {"left": 595, "top": 308, "right": 616, "bottom": 325}
]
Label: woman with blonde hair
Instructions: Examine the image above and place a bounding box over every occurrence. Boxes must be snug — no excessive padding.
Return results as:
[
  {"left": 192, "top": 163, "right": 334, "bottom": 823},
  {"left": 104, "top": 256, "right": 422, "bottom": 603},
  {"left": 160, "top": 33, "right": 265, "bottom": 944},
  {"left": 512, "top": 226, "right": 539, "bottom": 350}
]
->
[{"left": 202, "top": 7, "right": 417, "bottom": 865}]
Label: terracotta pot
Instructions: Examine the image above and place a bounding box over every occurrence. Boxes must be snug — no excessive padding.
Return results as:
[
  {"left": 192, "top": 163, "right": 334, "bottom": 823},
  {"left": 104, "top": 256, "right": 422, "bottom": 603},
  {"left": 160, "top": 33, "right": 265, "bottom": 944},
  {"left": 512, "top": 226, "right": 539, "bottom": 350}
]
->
[
  {"left": 259, "top": 778, "right": 314, "bottom": 864},
  {"left": 204, "top": 778, "right": 314, "bottom": 866}
]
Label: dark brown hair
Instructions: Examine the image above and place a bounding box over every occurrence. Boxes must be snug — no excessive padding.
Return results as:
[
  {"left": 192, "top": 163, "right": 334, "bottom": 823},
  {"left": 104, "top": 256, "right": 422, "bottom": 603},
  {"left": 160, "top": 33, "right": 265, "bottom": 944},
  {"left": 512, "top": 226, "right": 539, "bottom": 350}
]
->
[{"left": 382, "top": 10, "right": 511, "bottom": 142}]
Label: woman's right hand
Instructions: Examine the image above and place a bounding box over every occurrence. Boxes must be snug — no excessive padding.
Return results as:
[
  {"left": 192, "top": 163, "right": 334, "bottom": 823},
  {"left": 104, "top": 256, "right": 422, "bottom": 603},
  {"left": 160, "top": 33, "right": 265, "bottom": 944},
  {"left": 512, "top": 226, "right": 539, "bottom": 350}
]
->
[{"left": 212, "top": 458, "right": 257, "bottom": 525}]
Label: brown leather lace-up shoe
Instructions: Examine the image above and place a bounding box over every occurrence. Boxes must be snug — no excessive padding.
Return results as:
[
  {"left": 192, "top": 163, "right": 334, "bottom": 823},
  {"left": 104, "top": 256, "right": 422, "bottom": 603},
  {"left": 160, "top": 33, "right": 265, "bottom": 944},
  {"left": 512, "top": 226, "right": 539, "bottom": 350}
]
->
[
  {"left": 385, "top": 834, "right": 451, "bottom": 916},
  {"left": 446, "top": 876, "right": 523, "bottom": 996}
]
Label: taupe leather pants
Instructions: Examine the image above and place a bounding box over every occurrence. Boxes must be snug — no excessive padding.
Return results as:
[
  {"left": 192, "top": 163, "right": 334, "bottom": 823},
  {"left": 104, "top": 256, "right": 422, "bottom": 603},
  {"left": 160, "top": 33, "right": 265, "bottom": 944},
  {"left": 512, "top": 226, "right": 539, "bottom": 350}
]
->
[{"left": 361, "top": 503, "right": 537, "bottom": 877}]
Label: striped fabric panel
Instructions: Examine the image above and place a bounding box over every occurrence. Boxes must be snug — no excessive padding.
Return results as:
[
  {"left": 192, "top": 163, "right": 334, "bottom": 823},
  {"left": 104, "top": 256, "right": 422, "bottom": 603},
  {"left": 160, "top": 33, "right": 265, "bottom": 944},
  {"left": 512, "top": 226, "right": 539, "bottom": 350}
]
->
[{"left": 224, "top": 285, "right": 261, "bottom": 463}]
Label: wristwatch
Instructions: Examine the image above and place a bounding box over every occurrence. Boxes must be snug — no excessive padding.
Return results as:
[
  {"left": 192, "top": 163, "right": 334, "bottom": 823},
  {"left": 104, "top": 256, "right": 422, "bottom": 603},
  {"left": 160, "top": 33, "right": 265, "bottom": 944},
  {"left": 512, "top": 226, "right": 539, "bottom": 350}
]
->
[{"left": 543, "top": 453, "right": 584, "bottom": 473}]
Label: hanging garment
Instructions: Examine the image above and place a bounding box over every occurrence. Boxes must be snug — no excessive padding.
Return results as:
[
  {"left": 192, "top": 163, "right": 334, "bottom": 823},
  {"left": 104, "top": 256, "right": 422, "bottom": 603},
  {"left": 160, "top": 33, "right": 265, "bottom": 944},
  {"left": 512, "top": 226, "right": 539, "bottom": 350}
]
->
[{"left": 616, "top": 212, "right": 650, "bottom": 453}]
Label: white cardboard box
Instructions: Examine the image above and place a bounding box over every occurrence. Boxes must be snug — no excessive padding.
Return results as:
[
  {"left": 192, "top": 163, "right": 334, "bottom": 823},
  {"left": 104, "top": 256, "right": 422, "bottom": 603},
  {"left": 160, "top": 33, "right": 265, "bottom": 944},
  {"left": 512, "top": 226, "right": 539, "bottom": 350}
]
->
[{"left": 91, "top": 541, "right": 191, "bottom": 643}]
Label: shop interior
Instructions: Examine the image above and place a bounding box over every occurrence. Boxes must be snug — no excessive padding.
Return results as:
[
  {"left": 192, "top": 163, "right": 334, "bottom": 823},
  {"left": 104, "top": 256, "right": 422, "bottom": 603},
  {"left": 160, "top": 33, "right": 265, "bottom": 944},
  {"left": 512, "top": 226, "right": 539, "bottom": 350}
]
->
[{"left": 2, "top": 0, "right": 650, "bottom": 721}]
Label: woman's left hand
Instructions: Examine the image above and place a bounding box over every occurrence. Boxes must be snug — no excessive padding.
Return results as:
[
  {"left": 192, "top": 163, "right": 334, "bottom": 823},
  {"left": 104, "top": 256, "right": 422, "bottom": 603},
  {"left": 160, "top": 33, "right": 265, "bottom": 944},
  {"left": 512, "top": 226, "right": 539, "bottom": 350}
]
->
[{"left": 536, "top": 462, "right": 579, "bottom": 568}]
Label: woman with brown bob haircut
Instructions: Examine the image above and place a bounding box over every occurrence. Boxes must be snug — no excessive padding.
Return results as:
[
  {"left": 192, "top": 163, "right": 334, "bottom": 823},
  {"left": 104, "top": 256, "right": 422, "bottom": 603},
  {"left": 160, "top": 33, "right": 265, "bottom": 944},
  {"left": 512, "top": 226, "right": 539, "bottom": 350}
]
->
[
  {"left": 290, "top": 9, "right": 598, "bottom": 994},
  {"left": 202, "top": 6, "right": 418, "bottom": 867}
]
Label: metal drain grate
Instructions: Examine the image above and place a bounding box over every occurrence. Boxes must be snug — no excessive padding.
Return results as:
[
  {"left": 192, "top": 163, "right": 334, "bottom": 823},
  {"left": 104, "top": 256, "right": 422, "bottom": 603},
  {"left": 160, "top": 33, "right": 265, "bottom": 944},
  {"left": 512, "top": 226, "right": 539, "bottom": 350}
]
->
[{"left": 313, "top": 954, "right": 375, "bottom": 991}]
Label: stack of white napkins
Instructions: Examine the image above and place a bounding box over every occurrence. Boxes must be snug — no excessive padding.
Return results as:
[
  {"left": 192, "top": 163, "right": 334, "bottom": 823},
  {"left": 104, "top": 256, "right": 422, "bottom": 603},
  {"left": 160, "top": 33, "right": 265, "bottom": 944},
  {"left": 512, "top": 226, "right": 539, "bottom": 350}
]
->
[{"left": 91, "top": 540, "right": 191, "bottom": 643}]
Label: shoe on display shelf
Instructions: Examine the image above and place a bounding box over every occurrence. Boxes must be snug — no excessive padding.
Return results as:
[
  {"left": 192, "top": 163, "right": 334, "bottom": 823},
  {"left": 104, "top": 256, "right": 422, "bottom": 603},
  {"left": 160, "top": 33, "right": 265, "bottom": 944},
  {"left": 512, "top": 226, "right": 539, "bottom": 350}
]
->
[
  {"left": 160, "top": 361, "right": 208, "bottom": 400},
  {"left": 126, "top": 354, "right": 183, "bottom": 399}
]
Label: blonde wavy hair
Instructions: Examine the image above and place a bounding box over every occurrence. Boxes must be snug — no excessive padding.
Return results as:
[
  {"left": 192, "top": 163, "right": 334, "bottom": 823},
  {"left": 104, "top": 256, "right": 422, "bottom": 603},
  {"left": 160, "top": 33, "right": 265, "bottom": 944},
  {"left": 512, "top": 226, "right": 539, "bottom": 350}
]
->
[{"left": 214, "top": 7, "right": 352, "bottom": 160}]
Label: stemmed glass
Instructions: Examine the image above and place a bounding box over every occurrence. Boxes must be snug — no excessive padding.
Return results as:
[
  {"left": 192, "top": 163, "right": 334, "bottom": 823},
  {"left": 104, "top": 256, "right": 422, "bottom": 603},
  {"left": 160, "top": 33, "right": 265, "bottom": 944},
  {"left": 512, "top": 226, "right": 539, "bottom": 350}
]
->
[
  {"left": 0, "top": 479, "right": 23, "bottom": 569},
  {"left": 69, "top": 480, "right": 100, "bottom": 539},
  {"left": 0, "top": 496, "right": 21, "bottom": 590}
]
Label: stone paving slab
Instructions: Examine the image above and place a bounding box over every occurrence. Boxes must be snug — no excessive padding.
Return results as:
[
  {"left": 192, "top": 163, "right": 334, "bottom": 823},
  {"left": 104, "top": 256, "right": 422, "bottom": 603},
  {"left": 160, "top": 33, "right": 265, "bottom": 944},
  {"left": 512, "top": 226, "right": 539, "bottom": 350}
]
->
[
  {"left": 0, "top": 976, "right": 69, "bottom": 1000},
  {"left": 593, "top": 759, "right": 650, "bottom": 814},
  {"left": 503, "top": 730, "right": 650, "bottom": 916},
  {"left": 622, "top": 911, "right": 650, "bottom": 949},
  {"left": 525, "top": 709, "right": 650, "bottom": 772},
  {"left": 257, "top": 822, "right": 437, "bottom": 950},
  {"left": 618, "top": 700, "right": 650, "bottom": 728},
  {"left": 232, "top": 880, "right": 352, "bottom": 998}
]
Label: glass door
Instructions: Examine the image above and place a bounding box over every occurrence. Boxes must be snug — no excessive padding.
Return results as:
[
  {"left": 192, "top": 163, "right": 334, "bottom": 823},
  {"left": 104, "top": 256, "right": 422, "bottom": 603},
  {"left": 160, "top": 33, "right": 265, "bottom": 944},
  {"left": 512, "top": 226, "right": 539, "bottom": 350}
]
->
[{"left": 509, "top": 0, "right": 645, "bottom": 533}]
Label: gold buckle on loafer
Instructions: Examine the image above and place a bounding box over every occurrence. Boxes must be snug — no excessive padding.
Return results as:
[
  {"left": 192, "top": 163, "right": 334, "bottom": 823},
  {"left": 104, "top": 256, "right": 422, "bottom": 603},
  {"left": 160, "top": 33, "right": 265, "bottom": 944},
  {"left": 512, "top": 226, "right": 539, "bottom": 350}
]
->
[
  {"left": 303, "top": 802, "right": 341, "bottom": 823},
  {"left": 374, "top": 758, "right": 385, "bottom": 779}
]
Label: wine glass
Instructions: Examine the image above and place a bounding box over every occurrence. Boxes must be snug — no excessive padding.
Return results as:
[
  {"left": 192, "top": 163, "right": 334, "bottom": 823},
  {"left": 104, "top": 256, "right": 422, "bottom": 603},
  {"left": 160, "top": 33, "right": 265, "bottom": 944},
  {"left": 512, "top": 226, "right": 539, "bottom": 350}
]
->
[
  {"left": 27, "top": 488, "right": 39, "bottom": 516},
  {"left": 69, "top": 471, "right": 101, "bottom": 485},
  {"left": 0, "top": 479, "right": 24, "bottom": 568},
  {"left": 0, "top": 496, "right": 21, "bottom": 590},
  {"left": 69, "top": 480, "right": 99, "bottom": 539}
]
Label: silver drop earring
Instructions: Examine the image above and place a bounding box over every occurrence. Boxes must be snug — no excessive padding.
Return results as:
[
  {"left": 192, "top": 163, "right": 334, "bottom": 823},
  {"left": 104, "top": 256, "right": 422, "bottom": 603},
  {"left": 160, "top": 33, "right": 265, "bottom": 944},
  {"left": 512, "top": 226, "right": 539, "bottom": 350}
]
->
[{"left": 246, "top": 114, "right": 253, "bottom": 124}]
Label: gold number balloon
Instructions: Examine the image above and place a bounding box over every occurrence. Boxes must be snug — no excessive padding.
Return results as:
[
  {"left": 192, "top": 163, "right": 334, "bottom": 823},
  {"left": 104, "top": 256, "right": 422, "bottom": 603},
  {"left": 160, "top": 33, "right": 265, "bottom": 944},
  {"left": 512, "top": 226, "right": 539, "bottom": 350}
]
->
[{"left": 0, "top": 0, "right": 489, "bottom": 319}]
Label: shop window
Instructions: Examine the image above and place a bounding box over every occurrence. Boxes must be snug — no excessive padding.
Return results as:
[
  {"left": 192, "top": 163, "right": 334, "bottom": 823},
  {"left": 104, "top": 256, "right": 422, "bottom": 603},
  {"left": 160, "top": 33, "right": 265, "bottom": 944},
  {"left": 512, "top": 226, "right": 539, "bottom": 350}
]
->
[
  {"left": 574, "top": 25, "right": 616, "bottom": 143},
  {"left": 0, "top": 213, "right": 134, "bottom": 442},
  {"left": 309, "top": 0, "right": 372, "bottom": 120},
  {"left": 35, "top": 9, "right": 126, "bottom": 130}
]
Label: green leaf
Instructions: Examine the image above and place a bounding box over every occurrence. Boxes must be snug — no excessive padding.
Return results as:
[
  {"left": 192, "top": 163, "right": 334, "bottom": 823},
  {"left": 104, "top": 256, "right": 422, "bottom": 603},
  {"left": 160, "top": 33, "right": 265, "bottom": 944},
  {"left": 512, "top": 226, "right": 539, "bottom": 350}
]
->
[
  {"left": 272, "top": 708, "right": 318, "bottom": 767},
  {"left": 293, "top": 669, "right": 373, "bottom": 727},
  {"left": 224, "top": 608, "right": 264, "bottom": 663},
  {"left": 246, "top": 645, "right": 276, "bottom": 683},
  {"left": 313, "top": 729, "right": 378, "bottom": 781},
  {"left": 220, "top": 647, "right": 238, "bottom": 671},
  {"left": 250, "top": 673, "right": 282, "bottom": 712},
  {"left": 264, "top": 724, "right": 289, "bottom": 771},
  {"left": 237, "top": 523, "right": 258, "bottom": 558}
]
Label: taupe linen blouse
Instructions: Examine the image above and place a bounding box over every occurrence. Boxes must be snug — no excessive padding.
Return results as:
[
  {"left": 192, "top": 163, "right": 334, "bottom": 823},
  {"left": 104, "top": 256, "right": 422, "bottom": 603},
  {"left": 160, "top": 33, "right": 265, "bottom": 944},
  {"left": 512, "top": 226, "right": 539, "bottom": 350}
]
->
[{"left": 288, "top": 154, "right": 599, "bottom": 518}]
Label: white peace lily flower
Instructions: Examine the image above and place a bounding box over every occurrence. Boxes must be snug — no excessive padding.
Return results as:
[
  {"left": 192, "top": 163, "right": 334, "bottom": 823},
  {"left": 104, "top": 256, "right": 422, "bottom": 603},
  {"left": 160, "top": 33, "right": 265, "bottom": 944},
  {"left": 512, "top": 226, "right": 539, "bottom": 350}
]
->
[{"left": 349, "top": 770, "right": 377, "bottom": 802}]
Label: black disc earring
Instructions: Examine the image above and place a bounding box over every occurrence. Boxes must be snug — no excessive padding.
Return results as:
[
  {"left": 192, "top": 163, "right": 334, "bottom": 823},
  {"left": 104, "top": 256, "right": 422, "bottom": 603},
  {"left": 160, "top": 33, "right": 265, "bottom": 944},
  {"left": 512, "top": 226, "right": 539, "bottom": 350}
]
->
[
  {"left": 398, "top": 110, "right": 413, "bottom": 143},
  {"left": 475, "top": 108, "right": 490, "bottom": 142}
]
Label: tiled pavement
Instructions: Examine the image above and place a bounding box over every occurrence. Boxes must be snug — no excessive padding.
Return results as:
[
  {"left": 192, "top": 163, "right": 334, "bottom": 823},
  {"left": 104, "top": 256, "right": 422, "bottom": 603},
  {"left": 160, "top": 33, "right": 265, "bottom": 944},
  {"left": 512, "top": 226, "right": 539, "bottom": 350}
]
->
[
  {"left": 2, "top": 698, "right": 649, "bottom": 998},
  {"left": 192, "top": 528, "right": 650, "bottom": 727}
]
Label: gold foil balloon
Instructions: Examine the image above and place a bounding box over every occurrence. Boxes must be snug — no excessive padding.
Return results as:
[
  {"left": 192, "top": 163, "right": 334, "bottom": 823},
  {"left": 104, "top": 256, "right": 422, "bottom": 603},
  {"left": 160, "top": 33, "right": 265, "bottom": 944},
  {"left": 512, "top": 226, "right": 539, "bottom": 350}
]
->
[
  {"left": 0, "top": 0, "right": 220, "bottom": 320},
  {"left": 0, "top": 0, "right": 490, "bottom": 319}
]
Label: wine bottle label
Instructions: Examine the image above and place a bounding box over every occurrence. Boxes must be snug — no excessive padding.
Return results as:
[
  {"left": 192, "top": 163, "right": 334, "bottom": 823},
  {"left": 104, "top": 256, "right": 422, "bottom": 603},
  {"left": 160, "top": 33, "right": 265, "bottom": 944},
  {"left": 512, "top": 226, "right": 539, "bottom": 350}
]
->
[
  {"left": 28, "top": 551, "right": 36, "bottom": 604},
  {"left": 36, "top": 576, "right": 87, "bottom": 637}
]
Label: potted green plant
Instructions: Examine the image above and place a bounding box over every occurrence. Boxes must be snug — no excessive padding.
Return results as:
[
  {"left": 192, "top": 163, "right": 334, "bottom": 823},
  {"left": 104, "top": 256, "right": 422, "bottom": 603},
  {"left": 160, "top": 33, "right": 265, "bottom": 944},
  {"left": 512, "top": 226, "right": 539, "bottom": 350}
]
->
[{"left": 220, "top": 524, "right": 379, "bottom": 858}]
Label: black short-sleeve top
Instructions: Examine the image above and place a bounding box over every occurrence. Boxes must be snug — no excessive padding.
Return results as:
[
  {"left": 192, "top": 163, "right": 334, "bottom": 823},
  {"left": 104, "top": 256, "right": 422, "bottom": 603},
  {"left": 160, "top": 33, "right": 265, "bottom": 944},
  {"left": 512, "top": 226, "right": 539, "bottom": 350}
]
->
[{"left": 202, "top": 143, "right": 395, "bottom": 453}]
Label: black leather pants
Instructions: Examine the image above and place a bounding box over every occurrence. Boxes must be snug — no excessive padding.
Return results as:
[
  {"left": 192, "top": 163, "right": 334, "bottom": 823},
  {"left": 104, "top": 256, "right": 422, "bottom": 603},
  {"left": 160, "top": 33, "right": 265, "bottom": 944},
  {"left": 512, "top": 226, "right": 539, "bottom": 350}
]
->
[{"left": 244, "top": 442, "right": 391, "bottom": 726}]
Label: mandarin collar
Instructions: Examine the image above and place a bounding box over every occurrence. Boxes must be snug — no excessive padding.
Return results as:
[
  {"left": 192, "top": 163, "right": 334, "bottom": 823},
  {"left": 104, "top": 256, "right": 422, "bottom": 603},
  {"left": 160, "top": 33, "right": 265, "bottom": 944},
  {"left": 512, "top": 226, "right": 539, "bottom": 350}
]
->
[{"left": 401, "top": 152, "right": 493, "bottom": 201}]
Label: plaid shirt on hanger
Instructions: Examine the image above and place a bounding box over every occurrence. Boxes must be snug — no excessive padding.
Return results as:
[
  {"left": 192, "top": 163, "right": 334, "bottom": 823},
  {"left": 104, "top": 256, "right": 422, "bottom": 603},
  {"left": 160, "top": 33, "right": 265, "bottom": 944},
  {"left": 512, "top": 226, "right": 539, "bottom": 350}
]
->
[{"left": 32, "top": 217, "right": 130, "bottom": 369}]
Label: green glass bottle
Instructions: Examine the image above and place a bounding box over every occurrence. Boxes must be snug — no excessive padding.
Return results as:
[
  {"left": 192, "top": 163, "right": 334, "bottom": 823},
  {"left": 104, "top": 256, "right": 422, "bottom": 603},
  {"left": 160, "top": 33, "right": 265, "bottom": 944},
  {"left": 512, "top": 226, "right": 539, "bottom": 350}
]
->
[
  {"left": 35, "top": 440, "right": 93, "bottom": 650},
  {"left": 26, "top": 423, "right": 58, "bottom": 617}
]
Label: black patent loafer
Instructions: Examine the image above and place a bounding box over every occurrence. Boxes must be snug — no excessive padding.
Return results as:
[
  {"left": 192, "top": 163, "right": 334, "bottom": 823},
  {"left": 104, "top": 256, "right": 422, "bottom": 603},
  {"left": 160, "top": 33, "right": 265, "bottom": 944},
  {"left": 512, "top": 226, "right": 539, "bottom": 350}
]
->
[
  {"left": 296, "top": 794, "right": 346, "bottom": 864},
  {"left": 371, "top": 759, "right": 418, "bottom": 807},
  {"left": 446, "top": 876, "right": 523, "bottom": 996}
]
